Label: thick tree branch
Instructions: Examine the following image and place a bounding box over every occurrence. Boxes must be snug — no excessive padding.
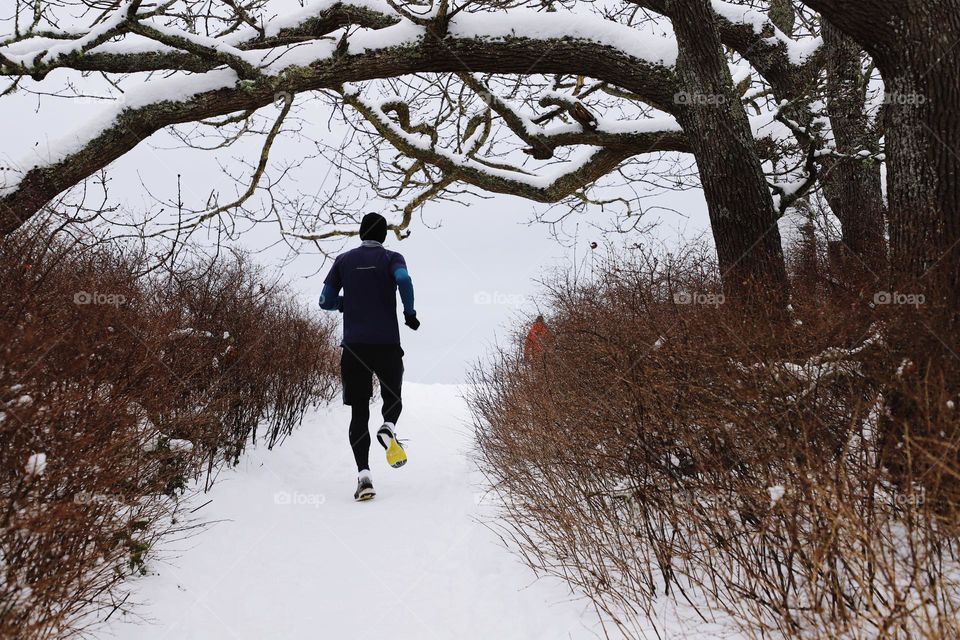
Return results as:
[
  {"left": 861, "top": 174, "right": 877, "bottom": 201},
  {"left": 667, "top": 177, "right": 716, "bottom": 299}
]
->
[
  {"left": 796, "top": 0, "right": 896, "bottom": 48},
  {"left": 1, "top": 25, "right": 683, "bottom": 232},
  {"left": 630, "top": 0, "right": 821, "bottom": 101},
  {"left": 126, "top": 21, "right": 259, "bottom": 80},
  {"left": 257, "top": 3, "right": 401, "bottom": 46}
]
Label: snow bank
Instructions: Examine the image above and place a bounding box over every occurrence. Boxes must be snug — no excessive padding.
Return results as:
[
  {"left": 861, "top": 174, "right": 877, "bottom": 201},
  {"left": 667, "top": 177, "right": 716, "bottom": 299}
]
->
[{"left": 167, "top": 439, "right": 194, "bottom": 453}]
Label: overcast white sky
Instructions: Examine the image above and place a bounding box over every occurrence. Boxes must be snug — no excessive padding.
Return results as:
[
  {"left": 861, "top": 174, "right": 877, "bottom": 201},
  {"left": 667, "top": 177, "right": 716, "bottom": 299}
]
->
[{"left": 2, "top": 77, "right": 715, "bottom": 383}]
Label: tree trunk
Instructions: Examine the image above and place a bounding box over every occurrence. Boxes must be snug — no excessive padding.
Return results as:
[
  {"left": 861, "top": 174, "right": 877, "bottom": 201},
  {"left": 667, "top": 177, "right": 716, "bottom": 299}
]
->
[
  {"left": 819, "top": 20, "right": 888, "bottom": 283},
  {"left": 802, "top": 0, "right": 960, "bottom": 493},
  {"left": 670, "top": 0, "right": 789, "bottom": 307},
  {"left": 802, "top": 0, "right": 960, "bottom": 310},
  {"left": 883, "top": 17, "right": 960, "bottom": 311}
]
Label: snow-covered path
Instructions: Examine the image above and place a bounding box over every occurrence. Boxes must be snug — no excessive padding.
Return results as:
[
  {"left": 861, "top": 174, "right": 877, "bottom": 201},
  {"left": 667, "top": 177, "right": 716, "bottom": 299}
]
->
[{"left": 102, "top": 384, "right": 598, "bottom": 640}]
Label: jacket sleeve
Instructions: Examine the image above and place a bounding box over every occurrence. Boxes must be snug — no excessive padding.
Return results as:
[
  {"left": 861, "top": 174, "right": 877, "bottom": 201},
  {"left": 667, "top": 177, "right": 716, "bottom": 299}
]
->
[
  {"left": 393, "top": 267, "right": 415, "bottom": 315},
  {"left": 319, "top": 258, "right": 344, "bottom": 312},
  {"left": 318, "top": 283, "right": 343, "bottom": 312}
]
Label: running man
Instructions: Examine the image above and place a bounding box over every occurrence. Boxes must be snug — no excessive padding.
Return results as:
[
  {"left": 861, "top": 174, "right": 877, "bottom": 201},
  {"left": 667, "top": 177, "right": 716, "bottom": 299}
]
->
[{"left": 319, "top": 212, "right": 420, "bottom": 501}]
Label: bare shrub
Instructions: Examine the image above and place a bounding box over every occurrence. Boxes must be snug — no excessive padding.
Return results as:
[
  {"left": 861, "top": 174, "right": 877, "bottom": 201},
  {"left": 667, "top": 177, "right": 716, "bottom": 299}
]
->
[
  {"left": 0, "top": 227, "right": 339, "bottom": 639},
  {"left": 470, "top": 244, "right": 960, "bottom": 639}
]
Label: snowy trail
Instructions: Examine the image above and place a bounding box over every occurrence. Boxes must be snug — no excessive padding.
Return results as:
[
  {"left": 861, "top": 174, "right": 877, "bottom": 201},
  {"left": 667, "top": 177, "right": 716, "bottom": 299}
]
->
[{"left": 102, "top": 384, "right": 599, "bottom": 640}]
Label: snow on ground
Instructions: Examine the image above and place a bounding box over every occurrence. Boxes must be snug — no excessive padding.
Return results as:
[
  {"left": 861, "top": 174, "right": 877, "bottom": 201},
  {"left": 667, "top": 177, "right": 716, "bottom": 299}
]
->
[
  {"left": 100, "top": 383, "right": 740, "bottom": 639},
  {"left": 100, "top": 384, "right": 600, "bottom": 640}
]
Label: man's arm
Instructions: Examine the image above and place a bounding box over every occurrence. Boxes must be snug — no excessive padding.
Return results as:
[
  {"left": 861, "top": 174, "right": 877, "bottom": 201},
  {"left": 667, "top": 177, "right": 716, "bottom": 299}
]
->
[
  {"left": 393, "top": 267, "right": 415, "bottom": 315},
  {"left": 318, "top": 283, "right": 343, "bottom": 311},
  {"left": 319, "top": 258, "right": 344, "bottom": 312},
  {"left": 392, "top": 263, "right": 419, "bottom": 330}
]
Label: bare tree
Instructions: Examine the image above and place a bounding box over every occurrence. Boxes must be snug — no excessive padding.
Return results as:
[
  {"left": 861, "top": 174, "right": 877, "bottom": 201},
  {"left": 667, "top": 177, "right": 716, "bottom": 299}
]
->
[
  {"left": 0, "top": 0, "right": 824, "bottom": 304},
  {"left": 0, "top": 0, "right": 686, "bottom": 231},
  {"left": 2, "top": 0, "right": 953, "bottom": 308},
  {"left": 661, "top": 0, "right": 791, "bottom": 303}
]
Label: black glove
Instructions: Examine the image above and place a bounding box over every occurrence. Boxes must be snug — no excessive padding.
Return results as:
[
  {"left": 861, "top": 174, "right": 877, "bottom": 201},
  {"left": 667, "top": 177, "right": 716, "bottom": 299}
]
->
[{"left": 404, "top": 312, "right": 420, "bottom": 331}]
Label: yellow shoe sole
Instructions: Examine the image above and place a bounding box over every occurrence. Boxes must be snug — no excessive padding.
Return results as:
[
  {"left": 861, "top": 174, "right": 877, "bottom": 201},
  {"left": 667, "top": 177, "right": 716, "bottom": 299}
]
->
[{"left": 386, "top": 438, "right": 407, "bottom": 468}]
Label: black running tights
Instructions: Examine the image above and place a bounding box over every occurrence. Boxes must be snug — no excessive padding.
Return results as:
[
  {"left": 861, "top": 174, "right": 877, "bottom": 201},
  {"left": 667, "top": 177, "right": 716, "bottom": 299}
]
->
[
  {"left": 349, "top": 400, "right": 403, "bottom": 472},
  {"left": 349, "top": 403, "right": 372, "bottom": 472}
]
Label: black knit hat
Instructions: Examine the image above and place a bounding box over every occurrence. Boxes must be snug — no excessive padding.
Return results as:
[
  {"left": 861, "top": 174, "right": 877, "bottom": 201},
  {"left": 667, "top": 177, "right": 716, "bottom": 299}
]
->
[{"left": 359, "top": 212, "right": 387, "bottom": 243}]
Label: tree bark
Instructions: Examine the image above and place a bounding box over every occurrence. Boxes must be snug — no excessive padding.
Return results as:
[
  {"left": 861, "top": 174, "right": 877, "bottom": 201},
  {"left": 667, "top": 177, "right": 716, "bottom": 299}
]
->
[
  {"left": 819, "top": 19, "right": 887, "bottom": 282},
  {"left": 803, "top": 0, "right": 960, "bottom": 487},
  {"left": 883, "top": 6, "right": 960, "bottom": 310},
  {"left": 669, "top": 0, "right": 789, "bottom": 306},
  {"left": 802, "top": 0, "right": 960, "bottom": 309}
]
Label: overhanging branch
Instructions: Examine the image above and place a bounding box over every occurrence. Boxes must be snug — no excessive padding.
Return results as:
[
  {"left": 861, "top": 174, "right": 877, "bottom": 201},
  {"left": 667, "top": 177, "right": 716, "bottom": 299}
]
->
[
  {"left": 342, "top": 89, "right": 688, "bottom": 205},
  {"left": 1, "top": 18, "right": 683, "bottom": 233}
]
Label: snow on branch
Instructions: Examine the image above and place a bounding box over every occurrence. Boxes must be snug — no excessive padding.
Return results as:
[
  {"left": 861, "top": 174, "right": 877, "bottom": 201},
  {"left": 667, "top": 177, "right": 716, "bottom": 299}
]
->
[
  {"left": 710, "top": 0, "right": 822, "bottom": 65},
  {"left": 630, "top": 0, "right": 822, "bottom": 101},
  {"left": 1, "top": 1, "right": 690, "bottom": 232},
  {"left": 0, "top": 3, "right": 679, "bottom": 78}
]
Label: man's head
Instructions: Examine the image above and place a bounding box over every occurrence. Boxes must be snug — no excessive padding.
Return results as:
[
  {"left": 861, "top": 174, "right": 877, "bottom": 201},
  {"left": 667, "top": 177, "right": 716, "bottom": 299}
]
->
[{"left": 359, "top": 212, "right": 388, "bottom": 244}]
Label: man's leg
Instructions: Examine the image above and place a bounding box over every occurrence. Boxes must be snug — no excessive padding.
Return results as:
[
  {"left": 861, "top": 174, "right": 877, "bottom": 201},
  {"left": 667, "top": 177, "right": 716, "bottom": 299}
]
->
[
  {"left": 373, "top": 346, "right": 407, "bottom": 468},
  {"left": 376, "top": 345, "right": 404, "bottom": 428},
  {"left": 348, "top": 403, "right": 371, "bottom": 471},
  {"left": 341, "top": 346, "right": 374, "bottom": 472}
]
